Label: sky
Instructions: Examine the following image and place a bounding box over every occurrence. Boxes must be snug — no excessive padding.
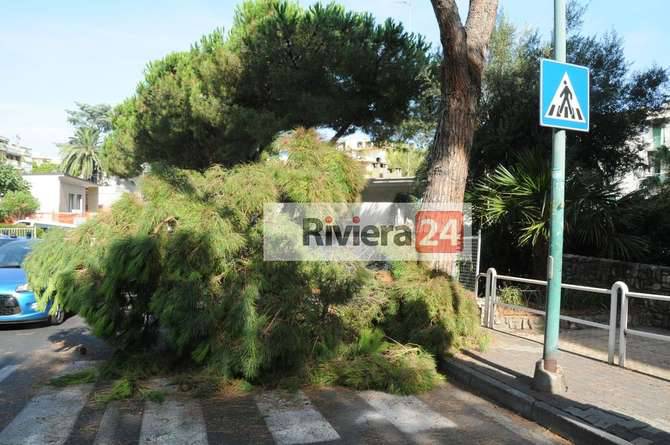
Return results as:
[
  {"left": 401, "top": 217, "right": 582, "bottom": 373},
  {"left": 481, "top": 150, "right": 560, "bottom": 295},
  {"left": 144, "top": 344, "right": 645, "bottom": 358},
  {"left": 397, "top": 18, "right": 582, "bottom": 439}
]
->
[{"left": 1, "top": 0, "right": 668, "bottom": 158}]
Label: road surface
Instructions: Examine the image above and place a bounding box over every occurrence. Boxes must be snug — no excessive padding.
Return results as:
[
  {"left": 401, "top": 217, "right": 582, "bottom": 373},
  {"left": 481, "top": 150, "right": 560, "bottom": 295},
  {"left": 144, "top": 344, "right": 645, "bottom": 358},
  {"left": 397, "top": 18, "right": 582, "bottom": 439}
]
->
[{"left": 0, "top": 316, "right": 569, "bottom": 444}]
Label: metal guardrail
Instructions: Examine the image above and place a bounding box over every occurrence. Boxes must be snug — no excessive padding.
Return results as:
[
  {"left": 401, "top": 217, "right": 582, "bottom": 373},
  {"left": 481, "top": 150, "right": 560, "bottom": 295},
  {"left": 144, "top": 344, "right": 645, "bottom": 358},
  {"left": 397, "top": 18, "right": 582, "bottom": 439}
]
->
[
  {"left": 0, "top": 227, "right": 37, "bottom": 239},
  {"left": 477, "top": 268, "right": 670, "bottom": 370}
]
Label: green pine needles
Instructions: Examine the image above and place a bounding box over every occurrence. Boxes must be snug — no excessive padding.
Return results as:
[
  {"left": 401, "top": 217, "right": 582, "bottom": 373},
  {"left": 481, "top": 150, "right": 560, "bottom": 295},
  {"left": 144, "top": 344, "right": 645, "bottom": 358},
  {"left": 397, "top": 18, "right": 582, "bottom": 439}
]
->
[{"left": 25, "top": 129, "right": 483, "bottom": 393}]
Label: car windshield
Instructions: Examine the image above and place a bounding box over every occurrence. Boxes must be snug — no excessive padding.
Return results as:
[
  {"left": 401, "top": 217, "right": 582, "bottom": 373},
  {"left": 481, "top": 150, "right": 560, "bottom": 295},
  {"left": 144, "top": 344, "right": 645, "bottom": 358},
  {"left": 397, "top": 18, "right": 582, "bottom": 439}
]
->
[{"left": 0, "top": 241, "right": 34, "bottom": 268}]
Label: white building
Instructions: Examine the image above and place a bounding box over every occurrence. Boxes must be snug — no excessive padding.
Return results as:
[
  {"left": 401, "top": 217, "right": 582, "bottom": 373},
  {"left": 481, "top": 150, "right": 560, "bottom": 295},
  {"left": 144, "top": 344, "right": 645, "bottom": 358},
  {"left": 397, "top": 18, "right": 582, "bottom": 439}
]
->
[
  {"left": 0, "top": 136, "right": 32, "bottom": 172},
  {"left": 335, "top": 135, "right": 405, "bottom": 179},
  {"left": 31, "top": 153, "right": 59, "bottom": 167},
  {"left": 97, "top": 176, "right": 139, "bottom": 209},
  {"left": 22, "top": 174, "right": 99, "bottom": 225},
  {"left": 620, "top": 109, "right": 670, "bottom": 193},
  {"left": 334, "top": 135, "right": 414, "bottom": 201}
]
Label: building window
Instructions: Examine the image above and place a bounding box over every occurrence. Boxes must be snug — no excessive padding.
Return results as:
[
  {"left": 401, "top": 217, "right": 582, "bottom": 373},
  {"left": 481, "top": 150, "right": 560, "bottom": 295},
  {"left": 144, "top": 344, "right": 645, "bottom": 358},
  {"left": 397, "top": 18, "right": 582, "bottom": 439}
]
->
[
  {"left": 653, "top": 126, "right": 664, "bottom": 148},
  {"left": 646, "top": 150, "right": 667, "bottom": 178},
  {"left": 68, "top": 193, "right": 82, "bottom": 212}
]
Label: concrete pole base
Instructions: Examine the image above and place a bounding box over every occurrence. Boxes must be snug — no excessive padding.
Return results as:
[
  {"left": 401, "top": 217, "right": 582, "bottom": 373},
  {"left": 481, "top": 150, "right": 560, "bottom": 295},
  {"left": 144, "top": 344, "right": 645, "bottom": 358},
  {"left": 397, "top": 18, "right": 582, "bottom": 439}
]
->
[{"left": 532, "top": 360, "right": 568, "bottom": 393}]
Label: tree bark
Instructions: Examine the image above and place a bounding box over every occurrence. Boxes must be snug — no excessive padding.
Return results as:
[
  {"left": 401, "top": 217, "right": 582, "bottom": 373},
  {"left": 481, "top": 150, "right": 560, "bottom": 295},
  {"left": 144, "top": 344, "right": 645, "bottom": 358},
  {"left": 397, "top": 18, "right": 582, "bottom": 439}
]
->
[
  {"left": 330, "top": 123, "right": 352, "bottom": 143},
  {"left": 424, "top": 0, "right": 498, "bottom": 272}
]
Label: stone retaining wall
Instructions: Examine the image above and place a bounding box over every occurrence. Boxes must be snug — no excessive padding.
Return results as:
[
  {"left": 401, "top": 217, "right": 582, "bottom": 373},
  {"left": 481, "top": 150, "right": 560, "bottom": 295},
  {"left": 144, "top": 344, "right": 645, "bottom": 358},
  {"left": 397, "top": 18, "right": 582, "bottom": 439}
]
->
[{"left": 563, "top": 254, "right": 670, "bottom": 328}]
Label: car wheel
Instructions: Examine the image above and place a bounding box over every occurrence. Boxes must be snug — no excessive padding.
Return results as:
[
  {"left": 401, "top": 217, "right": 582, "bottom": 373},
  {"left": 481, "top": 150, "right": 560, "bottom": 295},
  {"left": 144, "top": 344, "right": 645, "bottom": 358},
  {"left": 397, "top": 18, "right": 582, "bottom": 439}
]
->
[{"left": 50, "top": 305, "right": 65, "bottom": 325}]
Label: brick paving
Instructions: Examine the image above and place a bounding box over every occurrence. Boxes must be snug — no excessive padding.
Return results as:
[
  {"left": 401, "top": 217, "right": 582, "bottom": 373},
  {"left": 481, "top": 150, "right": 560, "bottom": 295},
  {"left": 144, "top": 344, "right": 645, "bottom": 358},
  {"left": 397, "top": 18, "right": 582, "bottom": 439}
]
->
[
  {"left": 456, "top": 329, "right": 670, "bottom": 444},
  {"left": 495, "top": 322, "right": 670, "bottom": 381}
]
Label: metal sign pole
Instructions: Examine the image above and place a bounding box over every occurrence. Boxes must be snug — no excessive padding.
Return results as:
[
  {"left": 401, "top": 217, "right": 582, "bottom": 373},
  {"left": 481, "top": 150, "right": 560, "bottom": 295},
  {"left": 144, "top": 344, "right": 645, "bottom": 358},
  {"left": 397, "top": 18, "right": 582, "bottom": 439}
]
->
[
  {"left": 545, "top": 0, "right": 566, "bottom": 371},
  {"left": 533, "top": 0, "right": 569, "bottom": 393}
]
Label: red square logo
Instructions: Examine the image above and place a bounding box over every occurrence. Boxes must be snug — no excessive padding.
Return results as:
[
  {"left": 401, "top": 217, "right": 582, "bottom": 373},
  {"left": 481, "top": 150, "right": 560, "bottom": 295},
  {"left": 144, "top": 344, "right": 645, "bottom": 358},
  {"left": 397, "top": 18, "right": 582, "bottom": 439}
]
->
[{"left": 415, "top": 211, "right": 464, "bottom": 253}]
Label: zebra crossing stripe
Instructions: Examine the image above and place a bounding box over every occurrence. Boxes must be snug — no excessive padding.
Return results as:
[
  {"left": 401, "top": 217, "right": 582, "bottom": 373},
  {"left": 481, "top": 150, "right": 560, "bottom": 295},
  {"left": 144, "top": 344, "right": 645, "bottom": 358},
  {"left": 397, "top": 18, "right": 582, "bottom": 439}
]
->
[
  {"left": 359, "top": 390, "right": 457, "bottom": 434},
  {"left": 139, "top": 400, "right": 208, "bottom": 445},
  {"left": 255, "top": 390, "right": 340, "bottom": 445},
  {"left": 0, "top": 365, "right": 18, "bottom": 384},
  {"left": 93, "top": 401, "right": 121, "bottom": 445},
  {"left": 0, "top": 384, "right": 94, "bottom": 445}
]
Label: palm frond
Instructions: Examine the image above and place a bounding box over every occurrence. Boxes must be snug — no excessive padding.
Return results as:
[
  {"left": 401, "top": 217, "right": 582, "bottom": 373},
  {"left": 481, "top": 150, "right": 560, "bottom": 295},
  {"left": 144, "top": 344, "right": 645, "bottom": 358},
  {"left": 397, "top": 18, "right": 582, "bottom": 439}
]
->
[{"left": 59, "top": 127, "right": 103, "bottom": 182}]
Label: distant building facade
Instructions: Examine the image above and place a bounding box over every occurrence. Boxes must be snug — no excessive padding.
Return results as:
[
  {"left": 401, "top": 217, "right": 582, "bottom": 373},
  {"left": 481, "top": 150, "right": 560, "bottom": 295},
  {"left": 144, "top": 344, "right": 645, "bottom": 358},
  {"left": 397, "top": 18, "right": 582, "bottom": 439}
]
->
[
  {"left": 31, "top": 153, "right": 59, "bottom": 167},
  {"left": 336, "top": 135, "right": 414, "bottom": 201},
  {"left": 336, "top": 136, "right": 405, "bottom": 179},
  {"left": 620, "top": 109, "right": 670, "bottom": 193},
  {"left": 97, "top": 176, "right": 139, "bottom": 209},
  {"left": 22, "top": 174, "right": 99, "bottom": 225},
  {"left": 0, "top": 136, "right": 32, "bottom": 172}
]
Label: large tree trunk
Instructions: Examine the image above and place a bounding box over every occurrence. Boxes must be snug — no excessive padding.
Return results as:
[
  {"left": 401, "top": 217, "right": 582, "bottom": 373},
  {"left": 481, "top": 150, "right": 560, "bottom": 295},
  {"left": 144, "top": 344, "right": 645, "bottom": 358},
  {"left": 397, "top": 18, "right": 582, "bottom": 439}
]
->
[
  {"left": 423, "top": 64, "right": 478, "bottom": 205},
  {"left": 424, "top": 0, "right": 498, "bottom": 273}
]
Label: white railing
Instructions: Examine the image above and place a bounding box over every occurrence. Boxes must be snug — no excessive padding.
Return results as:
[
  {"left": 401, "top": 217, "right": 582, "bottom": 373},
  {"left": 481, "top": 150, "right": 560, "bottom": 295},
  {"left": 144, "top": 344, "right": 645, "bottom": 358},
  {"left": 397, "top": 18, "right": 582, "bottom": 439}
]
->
[
  {"left": 619, "top": 287, "right": 670, "bottom": 367},
  {"left": 0, "top": 227, "right": 37, "bottom": 239},
  {"left": 478, "top": 268, "right": 670, "bottom": 369}
]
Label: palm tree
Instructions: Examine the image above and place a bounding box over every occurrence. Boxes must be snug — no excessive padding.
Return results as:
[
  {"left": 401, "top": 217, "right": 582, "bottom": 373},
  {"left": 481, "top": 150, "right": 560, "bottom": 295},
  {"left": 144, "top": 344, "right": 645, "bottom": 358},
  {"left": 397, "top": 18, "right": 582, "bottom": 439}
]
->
[
  {"left": 471, "top": 148, "right": 648, "bottom": 276},
  {"left": 59, "top": 127, "right": 103, "bottom": 183}
]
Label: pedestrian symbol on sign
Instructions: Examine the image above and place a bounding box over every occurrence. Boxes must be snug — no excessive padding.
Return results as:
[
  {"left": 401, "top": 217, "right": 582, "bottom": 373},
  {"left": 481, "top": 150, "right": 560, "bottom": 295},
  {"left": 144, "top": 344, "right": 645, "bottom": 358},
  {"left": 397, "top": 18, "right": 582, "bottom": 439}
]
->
[
  {"left": 540, "top": 59, "right": 589, "bottom": 132},
  {"left": 544, "top": 73, "right": 584, "bottom": 123}
]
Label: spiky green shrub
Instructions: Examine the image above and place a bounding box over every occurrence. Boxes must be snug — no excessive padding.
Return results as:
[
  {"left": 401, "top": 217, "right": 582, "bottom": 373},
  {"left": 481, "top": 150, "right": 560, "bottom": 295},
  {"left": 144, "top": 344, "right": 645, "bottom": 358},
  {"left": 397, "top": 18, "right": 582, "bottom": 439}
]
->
[
  {"left": 382, "top": 262, "right": 485, "bottom": 362},
  {"left": 25, "top": 129, "right": 370, "bottom": 380},
  {"left": 0, "top": 190, "right": 39, "bottom": 221},
  {"left": 25, "top": 129, "right": 483, "bottom": 390},
  {"left": 312, "top": 329, "right": 443, "bottom": 395}
]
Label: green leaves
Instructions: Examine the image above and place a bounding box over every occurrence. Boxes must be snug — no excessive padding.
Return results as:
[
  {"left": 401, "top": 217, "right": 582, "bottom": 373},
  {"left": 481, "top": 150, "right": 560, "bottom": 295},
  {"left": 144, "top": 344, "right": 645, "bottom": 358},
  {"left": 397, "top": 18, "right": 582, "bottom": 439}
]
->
[
  {"left": 473, "top": 148, "right": 650, "bottom": 262},
  {"left": 0, "top": 190, "right": 39, "bottom": 221},
  {"left": 0, "top": 164, "right": 38, "bottom": 222},
  {"left": 473, "top": 8, "right": 669, "bottom": 180},
  {"left": 0, "top": 164, "right": 30, "bottom": 197},
  {"left": 473, "top": 149, "right": 549, "bottom": 248},
  {"left": 102, "top": 0, "right": 430, "bottom": 174},
  {"left": 26, "top": 131, "right": 369, "bottom": 380},
  {"left": 59, "top": 127, "right": 103, "bottom": 182},
  {"left": 66, "top": 103, "right": 113, "bottom": 134}
]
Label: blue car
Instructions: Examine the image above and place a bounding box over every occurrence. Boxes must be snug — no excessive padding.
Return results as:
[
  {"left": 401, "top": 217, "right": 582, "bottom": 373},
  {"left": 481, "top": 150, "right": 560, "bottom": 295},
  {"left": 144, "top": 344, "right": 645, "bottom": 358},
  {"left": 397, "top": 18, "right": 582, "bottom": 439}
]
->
[{"left": 0, "top": 239, "right": 65, "bottom": 325}]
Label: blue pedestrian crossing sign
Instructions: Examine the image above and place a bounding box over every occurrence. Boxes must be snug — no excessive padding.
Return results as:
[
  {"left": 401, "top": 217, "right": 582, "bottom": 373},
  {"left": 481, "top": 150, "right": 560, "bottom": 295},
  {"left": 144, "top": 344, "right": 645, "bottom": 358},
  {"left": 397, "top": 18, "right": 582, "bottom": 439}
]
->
[{"left": 540, "top": 59, "right": 590, "bottom": 132}]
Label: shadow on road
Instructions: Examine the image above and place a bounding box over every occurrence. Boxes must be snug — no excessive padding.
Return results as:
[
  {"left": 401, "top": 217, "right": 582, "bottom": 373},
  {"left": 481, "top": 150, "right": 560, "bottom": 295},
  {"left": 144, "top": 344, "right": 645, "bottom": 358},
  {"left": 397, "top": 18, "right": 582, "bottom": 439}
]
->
[
  {"left": 447, "top": 351, "right": 670, "bottom": 444},
  {"left": 0, "top": 320, "right": 49, "bottom": 332}
]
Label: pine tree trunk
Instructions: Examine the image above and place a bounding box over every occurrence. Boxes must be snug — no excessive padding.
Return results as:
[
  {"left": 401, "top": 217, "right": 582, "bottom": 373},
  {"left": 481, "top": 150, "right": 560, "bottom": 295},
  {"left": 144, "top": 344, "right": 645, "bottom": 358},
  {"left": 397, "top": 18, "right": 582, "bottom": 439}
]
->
[
  {"left": 425, "top": 0, "right": 498, "bottom": 273},
  {"left": 423, "top": 64, "right": 478, "bottom": 206}
]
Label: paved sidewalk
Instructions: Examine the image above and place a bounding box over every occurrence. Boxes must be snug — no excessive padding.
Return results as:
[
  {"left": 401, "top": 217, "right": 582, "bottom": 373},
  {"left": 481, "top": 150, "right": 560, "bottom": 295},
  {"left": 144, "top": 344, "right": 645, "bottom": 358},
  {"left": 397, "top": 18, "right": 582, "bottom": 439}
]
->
[
  {"left": 495, "top": 323, "right": 670, "bottom": 381},
  {"left": 446, "top": 329, "right": 670, "bottom": 444}
]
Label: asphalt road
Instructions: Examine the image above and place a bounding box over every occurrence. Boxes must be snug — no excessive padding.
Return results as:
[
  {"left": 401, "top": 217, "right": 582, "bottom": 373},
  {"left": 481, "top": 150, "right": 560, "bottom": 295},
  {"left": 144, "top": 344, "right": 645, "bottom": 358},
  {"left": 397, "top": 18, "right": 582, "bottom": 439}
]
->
[
  {"left": 0, "top": 315, "right": 109, "bottom": 364},
  {"left": 0, "top": 317, "right": 570, "bottom": 444}
]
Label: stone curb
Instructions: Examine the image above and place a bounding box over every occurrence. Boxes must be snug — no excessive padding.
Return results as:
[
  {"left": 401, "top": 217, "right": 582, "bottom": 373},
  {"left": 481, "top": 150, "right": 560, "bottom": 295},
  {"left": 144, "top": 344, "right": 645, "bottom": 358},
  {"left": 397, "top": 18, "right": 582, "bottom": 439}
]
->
[{"left": 443, "top": 358, "right": 632, "bottom": 445}]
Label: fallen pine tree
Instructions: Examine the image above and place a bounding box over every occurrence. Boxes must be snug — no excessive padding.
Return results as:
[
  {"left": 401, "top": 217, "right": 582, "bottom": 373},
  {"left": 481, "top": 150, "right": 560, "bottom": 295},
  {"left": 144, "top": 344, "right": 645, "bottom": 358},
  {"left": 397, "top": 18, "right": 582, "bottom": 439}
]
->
[{"left": 25, "top": 129, "right": 485, "bottom": 393}]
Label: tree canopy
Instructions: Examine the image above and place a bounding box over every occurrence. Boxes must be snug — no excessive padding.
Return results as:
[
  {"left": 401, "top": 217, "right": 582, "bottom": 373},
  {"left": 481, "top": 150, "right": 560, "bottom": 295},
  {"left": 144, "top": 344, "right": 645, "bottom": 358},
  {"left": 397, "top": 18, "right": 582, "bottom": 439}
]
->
[
  {"left": 26, "top": 130, "right": 483, "bottom": 389},
  {"left": 31, "top": 161, "right": 60, "bottom": 174},
  {"left": 469, "top": 8, "right": 670, "bottom": 275},
  {"left": 0, "top": 164, "right": 30, "bottom": 197},
  {"left": 472, "top": 11, "right": 669, "bottom": 182},
  {"left": 0, "top": 164, "right": 39, "bottom": 222},
  {"left": 102, "top": 0, "right": 431, "bottom": 175},
  {"left": 0, "top": 191, "right": 39, "bottom": 221},
  {"left": 234, "top": 1, "right": 430, "bottom": 141},
  {"left": 59, "top": 127, "right": 103, "bottom": 182},
  {"left": 66, "top": 102, "right": 113, "bottom": 134}
]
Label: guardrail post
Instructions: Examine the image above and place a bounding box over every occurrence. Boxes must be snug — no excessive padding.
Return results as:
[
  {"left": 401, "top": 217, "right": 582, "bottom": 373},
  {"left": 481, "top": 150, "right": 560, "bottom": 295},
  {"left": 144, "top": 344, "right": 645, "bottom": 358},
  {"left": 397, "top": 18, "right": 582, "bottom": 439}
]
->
[
  {"left": 483, "top": 271, "right": 491, "bottom": 327},
  {"left": 608, "top": 282, "right": 626, "bottom": 365},
  {"left": 618, "top": 283, "right": 630, "bottom": 368},
  {"left": 487, "top": 268, "right": 497, "bottom": 328}
]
